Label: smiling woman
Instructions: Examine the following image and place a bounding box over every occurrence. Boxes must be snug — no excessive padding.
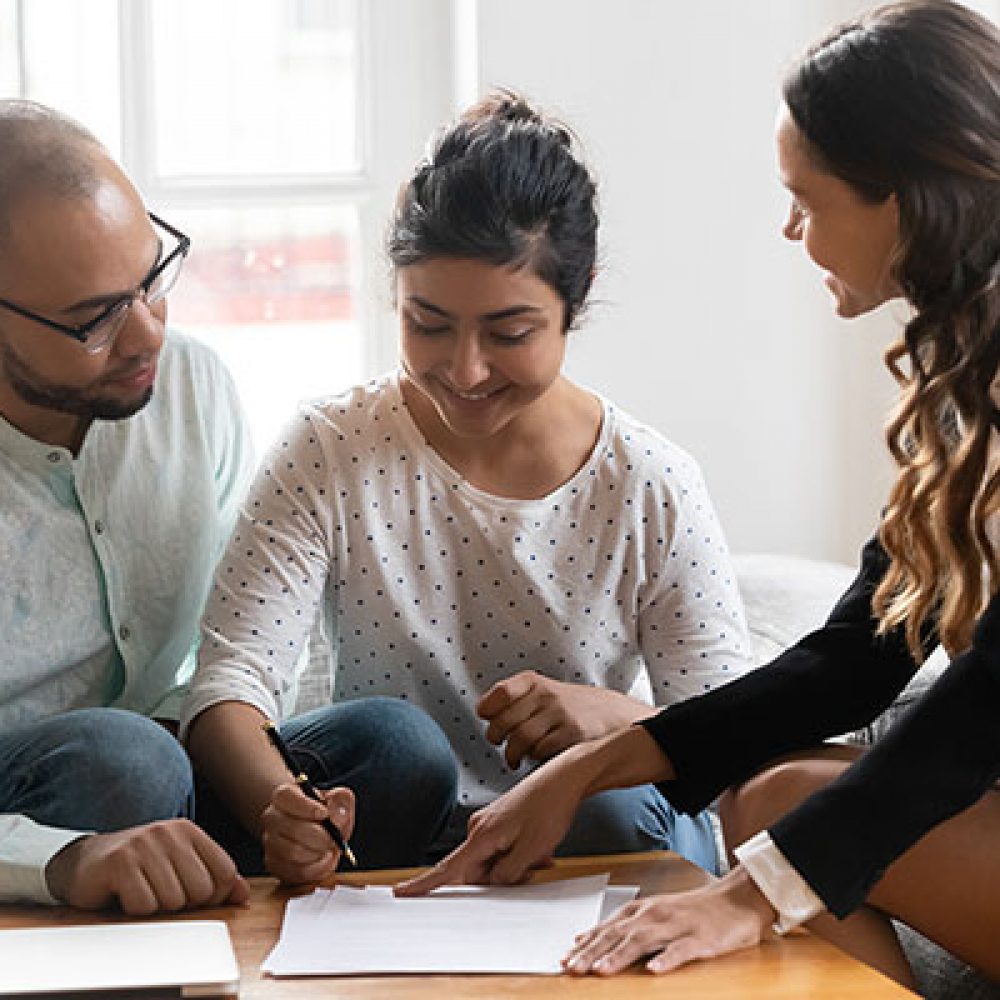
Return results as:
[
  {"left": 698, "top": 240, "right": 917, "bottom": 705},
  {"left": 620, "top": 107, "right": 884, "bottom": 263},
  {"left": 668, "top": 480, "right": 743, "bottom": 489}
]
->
[
  {"left": 181, "top": 91, "right": 752, "bottom": 887},
  {"left": 396, "top": 258, "right": 598, "bottom": 497},
  {"left": 387, "top": 96, "right": 603, "bottom": 496},
  {"left": 776, "top": 108, "right": 901, "bottom": 319}
]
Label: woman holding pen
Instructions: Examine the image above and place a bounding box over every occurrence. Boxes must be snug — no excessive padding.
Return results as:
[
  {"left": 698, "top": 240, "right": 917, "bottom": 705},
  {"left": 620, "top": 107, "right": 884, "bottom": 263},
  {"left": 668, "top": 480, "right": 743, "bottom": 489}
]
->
[
  {"left": 181, "top": 92, "right": 751, "bottom": 884},
  {"left": 399, "top": 0, "right": 1000, "bottom": 989}
]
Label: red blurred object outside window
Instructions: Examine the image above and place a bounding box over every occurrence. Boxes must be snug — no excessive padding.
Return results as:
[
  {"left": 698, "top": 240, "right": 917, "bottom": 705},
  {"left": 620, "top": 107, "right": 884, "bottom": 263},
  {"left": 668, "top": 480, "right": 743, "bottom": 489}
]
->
[{"left": 174, "top": 233, "right": 354, "bottom": 325}]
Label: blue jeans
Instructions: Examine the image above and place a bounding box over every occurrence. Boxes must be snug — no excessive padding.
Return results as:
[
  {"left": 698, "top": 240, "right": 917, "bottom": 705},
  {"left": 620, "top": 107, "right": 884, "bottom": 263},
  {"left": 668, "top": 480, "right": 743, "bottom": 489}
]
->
[
  {"left": 199, "top": 698, "right": 719, "bottom": 876},
  {"left": 0, "top": 708, "right": 193, "bottom": 830}
]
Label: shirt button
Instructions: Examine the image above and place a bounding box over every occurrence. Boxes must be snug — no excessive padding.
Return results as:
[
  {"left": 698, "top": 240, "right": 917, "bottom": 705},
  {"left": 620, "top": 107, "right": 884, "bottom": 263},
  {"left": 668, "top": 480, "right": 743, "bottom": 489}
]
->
[
  {"left": 47, "top": 451, "right": 61, "bottom": 463},
  {"left": 119, "top": 625, "right": 131, "bottom": 641},
  {"left": 94, "top": 520, "right": 105, "bottom": 535}
]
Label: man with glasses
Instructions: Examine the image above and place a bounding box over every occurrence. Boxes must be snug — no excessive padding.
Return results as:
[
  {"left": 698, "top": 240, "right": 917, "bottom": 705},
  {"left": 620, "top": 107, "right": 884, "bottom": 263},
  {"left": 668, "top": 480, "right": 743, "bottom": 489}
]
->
[{"left": 0, "top": 100, "right": 254, "bottom": 913}]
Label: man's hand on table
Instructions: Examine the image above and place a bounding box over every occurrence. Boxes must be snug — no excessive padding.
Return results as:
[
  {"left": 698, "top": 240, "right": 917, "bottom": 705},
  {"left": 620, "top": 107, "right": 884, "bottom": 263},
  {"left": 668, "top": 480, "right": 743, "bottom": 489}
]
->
[{"left": 45, "top": 819, "right": 249, "bottom": 915}]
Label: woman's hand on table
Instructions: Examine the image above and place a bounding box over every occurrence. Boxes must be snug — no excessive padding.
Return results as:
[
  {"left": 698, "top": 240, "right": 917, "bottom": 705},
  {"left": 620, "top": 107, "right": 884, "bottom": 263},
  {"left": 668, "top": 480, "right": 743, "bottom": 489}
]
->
[
  {"left": 564, "top": 866, "right": 777, "bottom": 976},
  {"left": 394, "top": 753, "right": 589, "bottom": 895},
  {"left": 261, "top": 783, "right": 355, "bottom": 885},
  {"left": 397, "top": 726, "right": 677, "bottom": 897}
]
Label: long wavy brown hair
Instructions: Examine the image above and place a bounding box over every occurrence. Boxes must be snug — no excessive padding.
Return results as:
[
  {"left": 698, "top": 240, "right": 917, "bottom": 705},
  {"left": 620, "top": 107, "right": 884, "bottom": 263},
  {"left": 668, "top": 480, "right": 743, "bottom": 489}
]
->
[{"left": 784, "top": 1, "right": 1000, "bottom": 659}]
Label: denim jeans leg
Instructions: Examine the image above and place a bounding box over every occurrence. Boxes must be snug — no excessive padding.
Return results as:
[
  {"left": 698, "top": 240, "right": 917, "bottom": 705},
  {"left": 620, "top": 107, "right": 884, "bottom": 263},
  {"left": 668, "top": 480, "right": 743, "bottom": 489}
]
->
[
  {"left": 279, "top": 697, "right": 459, "bottom": 869},
  {"left": 0, "top": 708, "right": 193, "bottom": 831},
  {"left": 556, "top": 784, "right": 721, "bottom": 875},
  {"left": 192, "top": 770, "right": 264, "bottom": 876}
]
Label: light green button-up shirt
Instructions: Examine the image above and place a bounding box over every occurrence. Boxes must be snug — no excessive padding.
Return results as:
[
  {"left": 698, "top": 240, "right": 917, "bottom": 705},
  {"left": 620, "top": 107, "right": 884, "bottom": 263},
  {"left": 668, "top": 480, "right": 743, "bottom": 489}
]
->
[{"left": 0, "top": 331, "right": 255, "bottom": 901}]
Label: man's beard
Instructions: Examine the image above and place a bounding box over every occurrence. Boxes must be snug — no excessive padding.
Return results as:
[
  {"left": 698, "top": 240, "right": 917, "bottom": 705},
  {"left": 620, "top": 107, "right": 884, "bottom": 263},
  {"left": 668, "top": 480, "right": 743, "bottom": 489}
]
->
[{"left": 0, "top": 340, "right": 154, "bottom": 421}]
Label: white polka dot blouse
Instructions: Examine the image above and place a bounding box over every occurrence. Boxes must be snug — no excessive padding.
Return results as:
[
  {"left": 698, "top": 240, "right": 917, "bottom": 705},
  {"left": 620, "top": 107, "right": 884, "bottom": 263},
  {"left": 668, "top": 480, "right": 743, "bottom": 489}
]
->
[{"left": 185, "top": 372, "right": 751, "bottom": 807}]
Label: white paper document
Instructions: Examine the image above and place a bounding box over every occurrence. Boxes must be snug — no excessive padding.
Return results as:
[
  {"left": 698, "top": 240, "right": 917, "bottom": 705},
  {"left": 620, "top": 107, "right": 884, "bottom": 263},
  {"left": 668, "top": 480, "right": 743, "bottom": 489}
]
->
[
  {"left": 0, "top": 920, "right": 239, "bottom": 997},
  {"left": 263, "top": 873, "right": 638, "bottom": 976}
]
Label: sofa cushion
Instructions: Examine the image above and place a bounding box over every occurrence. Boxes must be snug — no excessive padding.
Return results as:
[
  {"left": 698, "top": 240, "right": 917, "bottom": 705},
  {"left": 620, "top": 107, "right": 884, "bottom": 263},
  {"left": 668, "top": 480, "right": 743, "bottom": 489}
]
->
[{"left": 734, "top": 552, "right": 855, "bottom": 666}]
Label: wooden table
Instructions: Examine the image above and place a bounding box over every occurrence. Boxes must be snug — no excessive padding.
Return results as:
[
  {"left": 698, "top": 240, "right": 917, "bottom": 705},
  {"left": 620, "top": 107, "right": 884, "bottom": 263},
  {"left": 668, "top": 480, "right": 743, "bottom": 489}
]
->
[{"left": 0, "top": 852, "right": 914, "bottom": 998}]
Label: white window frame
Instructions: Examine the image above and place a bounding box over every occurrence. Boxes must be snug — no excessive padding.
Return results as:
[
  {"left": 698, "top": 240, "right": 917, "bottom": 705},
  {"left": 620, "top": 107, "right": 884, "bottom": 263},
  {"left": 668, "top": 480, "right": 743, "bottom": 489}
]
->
[
  {"left": 5, "top": 0, "right": 461, "bottom": 388},
  {"left": 117, "top": 0, "right": 385, "bottom": 378}
]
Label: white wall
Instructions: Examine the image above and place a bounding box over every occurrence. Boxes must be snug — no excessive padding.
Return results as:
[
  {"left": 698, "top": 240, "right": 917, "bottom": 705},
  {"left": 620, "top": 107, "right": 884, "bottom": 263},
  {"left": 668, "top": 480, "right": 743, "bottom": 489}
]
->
[
  {"left": 358, "top": 0, "right": 997, "bottom": 565},
  {"left": 455, "top": 0, "right": 917, "bottom": 564}
]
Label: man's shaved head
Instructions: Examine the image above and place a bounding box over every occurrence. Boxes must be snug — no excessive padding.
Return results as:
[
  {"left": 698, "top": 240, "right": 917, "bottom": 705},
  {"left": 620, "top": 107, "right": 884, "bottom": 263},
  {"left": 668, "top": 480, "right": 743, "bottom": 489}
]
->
[
  {"left": 0, "top": 100, "right": 108, "bottom": 241},
  {"left": 0, "top": 100, "right": 162, "bottom": 444}
]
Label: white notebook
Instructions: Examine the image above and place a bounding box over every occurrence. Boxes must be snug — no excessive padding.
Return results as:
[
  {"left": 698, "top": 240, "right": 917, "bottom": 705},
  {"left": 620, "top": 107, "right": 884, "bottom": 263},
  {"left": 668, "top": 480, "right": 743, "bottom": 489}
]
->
[{"left": 0, "top": 919, "right": 239, "bottom": 997}]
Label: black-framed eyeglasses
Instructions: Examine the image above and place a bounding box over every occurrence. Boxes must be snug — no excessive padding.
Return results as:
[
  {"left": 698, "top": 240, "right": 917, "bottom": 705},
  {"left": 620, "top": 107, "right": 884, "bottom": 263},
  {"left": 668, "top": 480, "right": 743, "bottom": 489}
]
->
[{"left": 0, "top": 212, "right": 191, "bottom": 355}]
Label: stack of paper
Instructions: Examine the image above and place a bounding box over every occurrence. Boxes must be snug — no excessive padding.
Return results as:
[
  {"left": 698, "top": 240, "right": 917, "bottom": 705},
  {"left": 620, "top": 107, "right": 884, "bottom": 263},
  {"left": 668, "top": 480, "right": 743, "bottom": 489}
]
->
[{"left": 263, "top": 873, "right": 637, "bottom": 976}]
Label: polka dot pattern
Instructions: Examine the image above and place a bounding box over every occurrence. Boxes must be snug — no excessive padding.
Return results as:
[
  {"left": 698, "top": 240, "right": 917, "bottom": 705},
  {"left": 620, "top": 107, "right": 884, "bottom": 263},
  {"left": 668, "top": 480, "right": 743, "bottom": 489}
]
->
[{"left": 192, "top": 373, "right": 751, "bottom": 807}]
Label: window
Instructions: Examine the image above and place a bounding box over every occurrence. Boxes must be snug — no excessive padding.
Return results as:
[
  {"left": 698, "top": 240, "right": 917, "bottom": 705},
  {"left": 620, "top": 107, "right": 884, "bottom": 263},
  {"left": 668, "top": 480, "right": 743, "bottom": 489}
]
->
[
  {"left": 137, "top": 0, "right": 367, "bottom": 449},
  {"left": 0, "top": 3, "right": 22, "bottom": 95},
  {"left": 3, "top": 0, "right": 450, "bottom": 450}
]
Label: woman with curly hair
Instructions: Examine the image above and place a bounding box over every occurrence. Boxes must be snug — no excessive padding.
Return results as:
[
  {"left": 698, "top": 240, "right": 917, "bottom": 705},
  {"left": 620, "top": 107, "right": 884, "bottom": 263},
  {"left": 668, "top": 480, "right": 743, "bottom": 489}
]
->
[{"left": 399, "top": 1, "right": 1000, "bottom": 988}]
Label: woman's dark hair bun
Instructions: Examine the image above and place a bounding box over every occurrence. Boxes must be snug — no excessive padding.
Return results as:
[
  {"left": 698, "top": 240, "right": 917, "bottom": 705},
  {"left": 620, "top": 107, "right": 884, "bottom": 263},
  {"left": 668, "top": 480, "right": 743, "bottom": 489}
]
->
[{"left": 389, "top": 89, "right": 597, "bottom": 330}]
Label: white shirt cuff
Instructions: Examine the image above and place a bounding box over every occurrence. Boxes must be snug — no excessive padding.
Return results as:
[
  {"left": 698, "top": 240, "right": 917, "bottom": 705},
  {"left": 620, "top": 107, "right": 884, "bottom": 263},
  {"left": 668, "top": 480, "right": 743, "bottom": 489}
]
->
[
  {"left": 0, "top": 815, "right": 92, "bottom": 905},
  {"left": 734, "top": 830, "right": 825, "bottom": 935}
]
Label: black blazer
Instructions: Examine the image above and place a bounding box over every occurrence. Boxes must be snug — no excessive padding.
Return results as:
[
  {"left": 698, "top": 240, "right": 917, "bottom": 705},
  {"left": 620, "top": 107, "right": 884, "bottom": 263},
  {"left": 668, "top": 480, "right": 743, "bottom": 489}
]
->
[{"left": 640, "top": 536, "right": 1000, "bottom": 917}]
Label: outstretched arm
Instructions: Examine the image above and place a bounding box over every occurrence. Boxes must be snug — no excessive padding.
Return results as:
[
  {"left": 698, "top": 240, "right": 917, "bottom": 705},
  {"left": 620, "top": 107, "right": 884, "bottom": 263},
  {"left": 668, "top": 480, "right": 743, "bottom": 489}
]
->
[{"left": 396, "top": 725, "right": 673, "bottom": 895}]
